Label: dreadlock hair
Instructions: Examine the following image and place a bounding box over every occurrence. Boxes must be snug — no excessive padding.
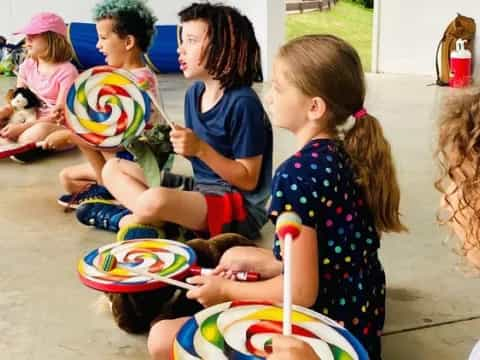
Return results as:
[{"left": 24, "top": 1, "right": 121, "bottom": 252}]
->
[
  {"left": 93, "top": 0, "right": 157, "bottom": 52},
  {"left": 178, "top": 2, "right": 263, "bottom": 90},
  {"left": 435, "top": 89, "right": 480, "bottom": 256},
  {"left": 278, "top": 34, "right": 407, "bottom": 235}
]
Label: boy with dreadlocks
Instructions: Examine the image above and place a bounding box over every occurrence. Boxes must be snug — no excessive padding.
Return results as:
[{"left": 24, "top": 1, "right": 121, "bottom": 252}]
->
[{"left": 79, "top": 2, "right": 272, "bottom": 244}]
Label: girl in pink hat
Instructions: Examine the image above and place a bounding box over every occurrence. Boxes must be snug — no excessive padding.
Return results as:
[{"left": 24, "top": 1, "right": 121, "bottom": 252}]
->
[{"left": 0, "top": 12, "right": 78, "bottom": 161}]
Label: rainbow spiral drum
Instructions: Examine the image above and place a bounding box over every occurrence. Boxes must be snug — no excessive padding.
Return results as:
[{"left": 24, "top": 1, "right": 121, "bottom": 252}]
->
[
  {"left": 65, "top": 65, "right": 151, "bottom": 148},
  {"left": 78, "top": 239, "right": 196, "bottom": 293},
  {"left": 172, "top": 300, "right": 369, "bottom": 360}
]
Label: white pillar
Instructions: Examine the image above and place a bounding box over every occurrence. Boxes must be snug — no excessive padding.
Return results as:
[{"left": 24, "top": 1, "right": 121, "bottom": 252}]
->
[
  {"left": 371, "top": 0, "right": 380, "bottom": 73},
  {"left": 231, "top": 0, "right": 285, "bottom": 80}
]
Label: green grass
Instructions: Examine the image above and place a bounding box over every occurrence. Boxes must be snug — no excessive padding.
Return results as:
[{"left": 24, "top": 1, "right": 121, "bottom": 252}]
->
[{"left": 286, "top": 0, "right": 373, "bottom": 71}]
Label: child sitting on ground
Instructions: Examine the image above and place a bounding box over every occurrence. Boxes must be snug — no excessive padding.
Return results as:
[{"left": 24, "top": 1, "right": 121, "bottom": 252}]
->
[
  {"left": 76, "top": 2, "right": 273, "bottom": 243},
  {"left": 147, "top": 34, "right": 407, "bottom": 360},
  {"left": 0, "top": 12, "right": 78, "bottom": 163},
  {"left": 52, "top": 0, "right": 165, "bottom": 210}
]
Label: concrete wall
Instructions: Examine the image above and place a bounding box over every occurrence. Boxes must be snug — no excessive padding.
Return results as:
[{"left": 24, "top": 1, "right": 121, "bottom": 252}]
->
[
  {"left": 1, "top": 0, "right": 284, "bottom": 79},
  {"left": 376, "top": 0, "right": 479, "bottom": 76}
]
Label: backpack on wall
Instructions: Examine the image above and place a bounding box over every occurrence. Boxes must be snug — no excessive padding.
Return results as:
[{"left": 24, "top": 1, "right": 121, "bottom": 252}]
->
[{"left": 435, "top": 13, "right": 476, "bottom": 86}]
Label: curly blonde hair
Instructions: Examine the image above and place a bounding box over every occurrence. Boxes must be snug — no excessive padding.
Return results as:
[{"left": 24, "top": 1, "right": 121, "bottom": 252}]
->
[{"left": 435, "top": 89, "right": 480, "bottom": 253}]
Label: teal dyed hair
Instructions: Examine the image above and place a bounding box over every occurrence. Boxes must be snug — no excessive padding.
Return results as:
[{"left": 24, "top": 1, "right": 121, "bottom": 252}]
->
[{"left": 93, "top": 0, "right": 157, "bottom": 52}]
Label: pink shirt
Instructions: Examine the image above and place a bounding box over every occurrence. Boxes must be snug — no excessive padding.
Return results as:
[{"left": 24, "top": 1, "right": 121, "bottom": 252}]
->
[
  {"left": 131, "top": 66, "right": 164, "bottom": 125},
  {"left": 18, "top": 58, "right": 78, "bottom": 117}
]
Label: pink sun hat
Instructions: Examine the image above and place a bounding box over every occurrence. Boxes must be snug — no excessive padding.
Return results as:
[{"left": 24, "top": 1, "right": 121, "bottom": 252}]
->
[{"left": 13, "top": 12, "right": 67, "bottom": 37}]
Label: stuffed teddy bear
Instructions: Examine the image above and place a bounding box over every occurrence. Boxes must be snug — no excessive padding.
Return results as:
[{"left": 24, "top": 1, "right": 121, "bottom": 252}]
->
[
  {"left": 4, "top": 87, "right": 41, "bottom": 125},
  {"left": 106, "top": 232, "right": 257, "bottom": 334}
]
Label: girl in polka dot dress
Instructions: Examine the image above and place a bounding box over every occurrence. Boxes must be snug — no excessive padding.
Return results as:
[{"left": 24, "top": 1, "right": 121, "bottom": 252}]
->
[{"left": 184, "top": 35, "right": 407, "bottom": 360}]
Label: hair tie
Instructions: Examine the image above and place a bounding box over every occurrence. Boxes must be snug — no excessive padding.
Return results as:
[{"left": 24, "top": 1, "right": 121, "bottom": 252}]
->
[{"left": 353, "top": 108, "right": 368, "bottom": 120}]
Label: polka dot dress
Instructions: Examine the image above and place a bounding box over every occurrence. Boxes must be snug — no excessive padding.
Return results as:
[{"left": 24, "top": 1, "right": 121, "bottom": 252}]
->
[{"left": 269, "top": 139, "right": 385, "bottom": 360}]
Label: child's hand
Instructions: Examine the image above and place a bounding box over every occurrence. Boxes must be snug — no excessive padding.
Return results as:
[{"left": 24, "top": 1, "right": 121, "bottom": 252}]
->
[
  {"left": 217, "top": 246, "right": 258, "bottom": 271},
  {"left": 43, "top": 129, "right": 72, "bottom": 150},
  {"left": 170, "top": 124, "right": 206, "bottom": 157},
  {"left": 41, "top": 106, "right": 64, "bottom": 125},
  {"left": 0, "top": 123, "right": 26, "bottom": 140},
  {"left": 185, "top": 275, "right": 231, "bottom": 307},
  {"left": 267, "top": 335, "right": 319, "bottom": 360},
  {"left": 210, "top": 265, "right": 240, "bottom": 280},
  {"left": 51, "top": 106, "right": 65, "bottom": 125},
  {"left": 217, "top": 247, "right": 282, "bottom": 280}
]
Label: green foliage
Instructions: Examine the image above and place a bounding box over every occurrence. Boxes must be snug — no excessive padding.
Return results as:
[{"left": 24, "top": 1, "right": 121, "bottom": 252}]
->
[
  {"left": 122, "top": 124, "right": 173, "bottom": 188},
  {"left": 286, "top": 0, "right": 373, "bottom": 71}
]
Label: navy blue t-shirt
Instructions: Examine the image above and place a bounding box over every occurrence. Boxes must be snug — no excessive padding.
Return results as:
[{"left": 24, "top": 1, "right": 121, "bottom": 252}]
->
[{"left": 184, "top": 82, "right": 273, "bottom": 226}]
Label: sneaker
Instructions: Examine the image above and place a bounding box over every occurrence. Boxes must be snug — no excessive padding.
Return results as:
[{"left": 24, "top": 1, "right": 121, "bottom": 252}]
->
[
  {"left": 10, "top": 146, "right": 53, "bottom": 163},
  {"left": 57, "top": 184, "right": 117, "bottom": 210},
  {"left": 117, "top": 222, "right": 195, "bottom": 242},
  {"left": 116, "top": 224, "right": 166, "bottom": 241},
  {"left": 76, "top": 200, "right": 131, "bottom": 232}
]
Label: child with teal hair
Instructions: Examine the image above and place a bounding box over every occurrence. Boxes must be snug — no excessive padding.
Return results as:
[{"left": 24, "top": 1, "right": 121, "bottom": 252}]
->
[
  {"left": 93, "top": 0, "right": 157, "bottom": 54},
  {"left": 52, "top": 0, "right": 167, "bottom": 210}
]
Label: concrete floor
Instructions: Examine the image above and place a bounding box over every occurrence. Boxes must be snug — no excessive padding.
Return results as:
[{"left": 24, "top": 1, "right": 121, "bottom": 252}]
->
[{"left": 1, "top": 73, "right": 479, "bottom": 360}]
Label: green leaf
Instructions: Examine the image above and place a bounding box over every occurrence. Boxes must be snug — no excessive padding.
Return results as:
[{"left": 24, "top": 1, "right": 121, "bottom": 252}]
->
[{"left": 121, "top": 124, "right": 174, "bottom": 187}]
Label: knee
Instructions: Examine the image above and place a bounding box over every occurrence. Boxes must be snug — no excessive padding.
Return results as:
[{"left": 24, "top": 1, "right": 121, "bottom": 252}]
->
[
  {"left": 102, "top": 158, "right": 119, "bottom": 185},
  {"left": 134, "top": 188, "right": 168, "bottom": 223},
  {"left": 147, "top": 320, "right": 175, "bottom": 360},
  {"left": 18, "top": 123, "right": 49, "bottom": 143}
]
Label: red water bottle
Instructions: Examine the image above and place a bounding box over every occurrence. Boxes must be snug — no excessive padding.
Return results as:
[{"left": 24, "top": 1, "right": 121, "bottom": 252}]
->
[{"left": 449, "top": 39, "right": 472, "bottom": 88}]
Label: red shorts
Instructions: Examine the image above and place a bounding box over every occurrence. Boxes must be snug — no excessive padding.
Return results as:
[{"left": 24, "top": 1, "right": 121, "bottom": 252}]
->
[
  {"left": 160, "top": 172, "right": 261, "bottom": 240},
  {"left": 204, "top": 192, "right": 259, "bottom": 240}
]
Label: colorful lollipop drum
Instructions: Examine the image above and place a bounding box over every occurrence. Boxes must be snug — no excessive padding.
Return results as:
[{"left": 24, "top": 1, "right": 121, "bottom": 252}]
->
[
  {"left": 78, "top": 239, "right": 196, "bottom": 293},
  {"left": 172, "top": 300, "right": 369, "bottom": 360},
  {"left": 65, "top": 65, "right": 151, "bottom": 148}
]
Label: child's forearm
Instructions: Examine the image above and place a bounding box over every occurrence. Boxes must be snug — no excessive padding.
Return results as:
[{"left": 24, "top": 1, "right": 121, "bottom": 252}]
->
[
  {"left": 224, "top": 274, "right": 316, "bottom": 307},
  {"left": 223, "top": 275, "right": 284, "bottom": 303},
  {"left": 224, "top": 274, "right": 318, "bottom": 308},
  {"left": 198, "top": 143, "right": 260, "bottom": 191}
]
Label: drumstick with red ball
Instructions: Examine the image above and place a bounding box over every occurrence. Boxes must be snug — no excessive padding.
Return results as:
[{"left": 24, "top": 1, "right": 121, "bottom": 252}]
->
[
  {"left": 275, "top": 211, "right": 302, "bottom": 336},
  {"left": 189, "top": 265, "right": 260, "bottom": 281},
  {"left": 99, "top": 255, "right": 259, "bottom": 292}
]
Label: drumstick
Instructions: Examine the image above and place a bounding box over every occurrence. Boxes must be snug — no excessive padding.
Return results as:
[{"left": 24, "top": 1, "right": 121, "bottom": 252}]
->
[
  {"left": 145, "top": 91, "right": 176, "bottom": 129},
  {"left": 275, "top": 212, "right": 302, "bottom": 336},
  {"left": 128, "top": 268, "right": 195, "bottom": 291},
  {"left": 124, "top": 69, "right": 175, "bottom": 129},
  {"left": 189, "top": 265, "right": 260, "bottom": 281}
]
